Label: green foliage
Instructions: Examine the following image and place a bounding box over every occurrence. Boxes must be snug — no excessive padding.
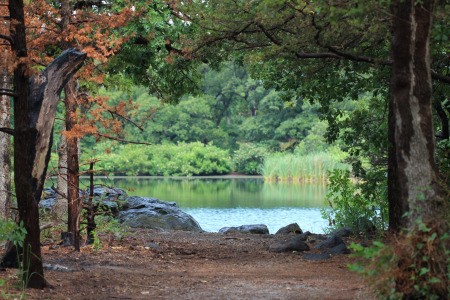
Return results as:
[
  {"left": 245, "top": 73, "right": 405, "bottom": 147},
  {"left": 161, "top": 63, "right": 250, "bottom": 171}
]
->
[
  {"left": 262, "top": 152, "right": 349, "bottom": 183},
  {"left": 88, "top": 142, "right": 232, "bottom": 176},
  {"left": 321, "top": 169, "right": 388, "bottom": 234},
  {"left": 349, "top": 222, "right": 449, "bottom": 299},
  {"left": 232, "top": 143, "right": 269, "bottom": 175},
  {"left": 90, "top": 216, "right": 129, "bottom": 251},
  {"left": 0, "top": 219, "right": 26, "bottom": 248}
]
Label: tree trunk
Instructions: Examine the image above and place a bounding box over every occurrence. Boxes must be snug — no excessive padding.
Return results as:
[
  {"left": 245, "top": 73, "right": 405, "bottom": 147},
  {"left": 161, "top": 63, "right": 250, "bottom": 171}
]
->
[
  {"left": 0, "top": 70, "right": 11, "bottom": 220},
  {"left": 65, "top": 79, "right": 82, "bottom": 251},
  {"left": 55, "top": 134, "right": 68, "bottom": 221},
  {"left": 60, "top": 0, "right": 82, "bottom": 250},
  {"left": 389, "top": 0, "right": 446, "bottom": 230},
  {"left": 86, "top": 162, "right": 96, "bottom": 244},
  {"left": 389, "top": 1, "right": 448, "bottom": 296},
  {"left": 8, "top": 0, "right": 86, "bottom": 280}
]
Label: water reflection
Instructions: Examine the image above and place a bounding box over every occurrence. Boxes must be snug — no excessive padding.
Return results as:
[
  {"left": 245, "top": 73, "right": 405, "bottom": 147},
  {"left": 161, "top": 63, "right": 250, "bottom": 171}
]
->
[{"left": 83, "top": 177, "right": 328, "bottom": 233}]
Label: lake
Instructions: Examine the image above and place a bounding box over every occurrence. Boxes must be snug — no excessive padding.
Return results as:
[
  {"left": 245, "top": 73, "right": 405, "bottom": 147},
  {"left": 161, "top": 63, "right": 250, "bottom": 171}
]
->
[
  {"left": 83, "top": 176, "right": 328, "bottom": 233},
  {"left": 84, "top": 176, "right": 330, "bottom": 234}
]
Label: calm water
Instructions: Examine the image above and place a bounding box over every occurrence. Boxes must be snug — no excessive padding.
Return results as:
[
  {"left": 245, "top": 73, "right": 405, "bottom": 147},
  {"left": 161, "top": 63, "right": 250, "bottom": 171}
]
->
[{"left": 83, "top": 177, "right": 329, "bottom": 234}]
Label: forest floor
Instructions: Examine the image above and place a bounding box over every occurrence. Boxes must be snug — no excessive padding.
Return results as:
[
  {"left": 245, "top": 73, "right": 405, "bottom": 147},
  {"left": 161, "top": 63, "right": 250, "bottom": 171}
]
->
[{"left": 2, "top": 229, "right": 374, "bottom": 300}]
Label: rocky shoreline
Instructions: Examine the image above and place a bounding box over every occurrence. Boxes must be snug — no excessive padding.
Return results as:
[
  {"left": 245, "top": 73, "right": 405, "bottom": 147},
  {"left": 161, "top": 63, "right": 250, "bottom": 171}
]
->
[{"left": 40, "top": 186, "right": 352, "bottom": 260}]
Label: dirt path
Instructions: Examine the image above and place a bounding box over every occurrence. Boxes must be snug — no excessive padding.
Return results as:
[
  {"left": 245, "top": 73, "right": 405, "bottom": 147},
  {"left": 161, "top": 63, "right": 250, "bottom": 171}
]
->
[{"left": 4, "top": 230, "right": 373, "bottom": 299}]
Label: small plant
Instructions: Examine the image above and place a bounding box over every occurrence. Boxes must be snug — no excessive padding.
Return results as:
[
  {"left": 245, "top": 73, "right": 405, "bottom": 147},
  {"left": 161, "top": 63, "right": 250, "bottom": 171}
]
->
[
  {"left": 88, "top": 216, "right": 129, "bottom": 251},
  {"left": 321, "top": 169, "right": 387, "bottom": 234},
  {"left": 0, "top": 219, "right": 27, "bottom": 248},
  {"left": 0, "top": 219, "right": 27, "bottom": 298},
  {"left": 349, "top": 221, "right": 449, "bottom": 299}
]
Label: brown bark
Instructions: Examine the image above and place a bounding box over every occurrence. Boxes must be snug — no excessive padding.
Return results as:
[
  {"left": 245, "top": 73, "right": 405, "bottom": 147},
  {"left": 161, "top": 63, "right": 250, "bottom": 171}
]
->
[
  {"left": 60, "top": 0, "right": 82, "bottom": 251},
  {"left": 55, "top": 134, "right": 68, "bottom": 220},
  {"left": 0, "top": 69, "right": 11, "bottom": 219},
  {"left": 389, "top": 0, "right": 446, "bottom": 230},
  {"left": 65, "top": 79, "right": 82, "bottom": 251},
  {"left": 8, "top": 0, "right": 86, "bottom": 284},
  {"left": 86, "top": 161, "right": 96, "bottom": 244}
]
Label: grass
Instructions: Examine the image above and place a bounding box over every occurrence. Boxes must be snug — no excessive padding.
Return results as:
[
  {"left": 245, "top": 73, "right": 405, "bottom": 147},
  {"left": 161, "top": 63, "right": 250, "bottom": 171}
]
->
[{"left": 261, "top": 152, "right": 350, "bottom": 183}]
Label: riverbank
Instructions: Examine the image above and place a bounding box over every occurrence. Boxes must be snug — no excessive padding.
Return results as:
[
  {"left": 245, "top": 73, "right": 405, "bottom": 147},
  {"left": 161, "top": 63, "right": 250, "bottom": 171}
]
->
[{"left": 4, "top": 229, "right": 374, "bottom": 299}]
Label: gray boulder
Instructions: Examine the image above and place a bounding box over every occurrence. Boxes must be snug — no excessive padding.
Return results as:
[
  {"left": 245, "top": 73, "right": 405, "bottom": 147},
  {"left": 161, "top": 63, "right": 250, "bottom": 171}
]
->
[
  {"left": 39, "top": 188, "right": 57, "bottom": 211},
  {"left": 330, "top": 227, "right": 352, "bottom": 238},
  {"left": 269, "top": 235, "right": 310, "bottom": 253},
  {"left": 315, "top": 235, "right": 345, "bottom": 250},
  {"left": 219, "top": 224, "right": 269, "bottom": 234},
  {"left": 326, "top": 243, "right": 351, "bottom": 255},
  {"left": 119, "top": 196, "right": 203, "bottom": 232},
  {"left": 275, "top": 223, "right": 303, "bottom": 235}
]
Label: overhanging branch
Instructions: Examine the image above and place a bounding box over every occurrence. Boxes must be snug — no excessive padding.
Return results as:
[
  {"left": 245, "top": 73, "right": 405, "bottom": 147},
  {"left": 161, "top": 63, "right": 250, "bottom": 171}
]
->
[
  {"left": 0, "top": 33, "right": 13, "bottom": 47},
  {"left": 94, "top": 132, "right": 152, "bottom": 145},
  {"left": 0, "top": 127, "right": 14, "bottom": 135}
]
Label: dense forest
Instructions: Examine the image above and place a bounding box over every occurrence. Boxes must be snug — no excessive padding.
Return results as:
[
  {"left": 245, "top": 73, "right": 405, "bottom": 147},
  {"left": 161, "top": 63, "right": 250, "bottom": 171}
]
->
[{"left": 0, "top": 0, "right": 448, "bottom": 298}]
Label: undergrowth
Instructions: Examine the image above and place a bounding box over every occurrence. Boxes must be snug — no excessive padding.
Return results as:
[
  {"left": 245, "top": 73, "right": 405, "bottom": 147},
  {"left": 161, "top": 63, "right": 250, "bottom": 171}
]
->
[{"left": 349, "top": 220, "right": 449, "bottom": 299}]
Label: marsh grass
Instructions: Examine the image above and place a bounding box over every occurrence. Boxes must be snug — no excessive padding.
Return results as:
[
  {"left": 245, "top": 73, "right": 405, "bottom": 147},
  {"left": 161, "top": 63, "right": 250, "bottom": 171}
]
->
[{"left": 262, "top": 152, "right": 350, "bottom": 183}]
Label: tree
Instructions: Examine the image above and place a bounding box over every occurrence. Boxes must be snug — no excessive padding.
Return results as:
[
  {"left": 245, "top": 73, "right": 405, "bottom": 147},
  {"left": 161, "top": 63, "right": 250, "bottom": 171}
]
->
[
  {"left": 24, "top": 0, "right": 137, "bottom": 250},
  {"left": 170, "top": 0, "right": 449, "bottom": 230},
  {"left": 389, "top": 0, "right": 447, "bottom": 229},
  {"left": 0, "top": 0, "right": 87, "bottom": 287},
  {"left": 0, "top": 1, "right": 11, "bottom": 220}
]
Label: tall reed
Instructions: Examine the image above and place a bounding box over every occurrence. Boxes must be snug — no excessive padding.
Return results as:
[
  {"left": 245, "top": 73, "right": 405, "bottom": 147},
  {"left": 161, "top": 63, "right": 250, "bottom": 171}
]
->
[{"left": 261, "top": 152, "right": 349, "bottom": 183}]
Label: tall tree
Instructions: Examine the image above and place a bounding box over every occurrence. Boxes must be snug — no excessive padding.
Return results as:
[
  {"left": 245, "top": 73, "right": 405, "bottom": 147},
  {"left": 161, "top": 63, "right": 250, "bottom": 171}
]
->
[
  {"left": 0, "top": 1, "right": 11, "bottom": 219},
  {"left": 389, "top": 0, "right": 446, "bottom": 227},
  {"left": 0, "top": 0, "right": 86, "bottom": 288}
]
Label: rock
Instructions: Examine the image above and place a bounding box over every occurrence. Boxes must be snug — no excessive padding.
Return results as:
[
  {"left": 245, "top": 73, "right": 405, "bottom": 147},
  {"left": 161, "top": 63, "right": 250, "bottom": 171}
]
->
[
  {"left": 269, "top": 235, "right": 310, "bottom": 253},
  {"left": 39, "top": 197, "right": 57, "bottom": 211},
  {"left": 302, "top": 253, "right": 331, "bottom": 261},
  {"left": 147, "top": 242, "right": 162, "bottom": 251},
  {"left": 219, "top": 224, "right": 269, "bottom": 234},
  {"left": 119, "top": 196, "right": 203, "bottom": 232},
  {"left": 326, "top": 243, "right": 351, "bottom": 255},
  {"left": 42, "top": 188, "right": 56, "bottom": 199},
  {"left": 43, "top": 263, "right": 73, "bottom": 272},
  {"left": 275, "top": 223, "right": 303, "bottom": 235},
  {"left": 92, "top": 186, "right": 127, "bottom": 200},
  {"left": 315, "top": 235, "right": 345, "bottom": 250},
  {"left": 330, "top": 227, "right": 352, "bottom": 238}
]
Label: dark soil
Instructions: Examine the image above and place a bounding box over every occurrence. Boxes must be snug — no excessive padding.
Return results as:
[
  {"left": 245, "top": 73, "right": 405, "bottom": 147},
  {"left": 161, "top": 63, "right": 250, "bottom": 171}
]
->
[{"left": 1, "top": 229, "right": 374, "bottom": 299}]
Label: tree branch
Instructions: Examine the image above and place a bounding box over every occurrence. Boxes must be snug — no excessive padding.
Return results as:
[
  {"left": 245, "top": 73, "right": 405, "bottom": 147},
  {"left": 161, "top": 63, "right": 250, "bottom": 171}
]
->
[
  {"left": 0, "top": 88, "right": 16, "bottom": 97},
  {"left": 0, "top": 33, "right": 13, "bottom": 47},
  {"left": 431, "top": 71, "right": 450, "bottom": 85},
  {"left": 0, "top": 127, "right": 14, "bottom": 135},
  {"left": 107, "top": 110, "right": 144, "bottom": 132},
  {"left": 94, "top": 132, "right": 152, "bottom": 145}
]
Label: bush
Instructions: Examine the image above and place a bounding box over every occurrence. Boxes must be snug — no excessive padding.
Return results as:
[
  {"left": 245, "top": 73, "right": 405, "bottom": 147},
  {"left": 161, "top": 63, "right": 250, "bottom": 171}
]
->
[
  {"left": 232, "top": 143, "right": 269, "bottom": 175},
  {"left": 349, "top": 221, "right": 449, "bottom": 299},
  {"left": 321, "top": 169, "right": 388, "bottom": 234},
  {"left": 88, "top": 142, "right": 232, "bottom": 176}
]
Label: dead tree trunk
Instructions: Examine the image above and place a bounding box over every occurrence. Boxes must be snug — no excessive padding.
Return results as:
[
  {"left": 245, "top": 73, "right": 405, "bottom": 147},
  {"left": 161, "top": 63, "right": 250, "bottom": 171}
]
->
[
  {"left": 55, "top": 134, "right": 68, "bottom": 221},
  {"left": 86, "top": 161, "right": 96, "bottom": 244},
  {"left": 10, "top": 38, "right": 86, "bottom": 287},
  {"left": 0, "top": 69, "right": 11, "bottom": 219},
  {"left": 65, "top": 79, "right": 82, "bottom": 251}
]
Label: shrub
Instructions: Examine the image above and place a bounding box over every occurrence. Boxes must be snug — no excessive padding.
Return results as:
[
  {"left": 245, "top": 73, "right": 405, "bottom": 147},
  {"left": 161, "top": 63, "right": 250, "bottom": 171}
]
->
[
  {"left": 321, "top": 169, "right": 388, "bottom": 234},
  {"left": 232, "top": 143, "right": 268, "bottom": 175},
  {"left": 349, "top": 221, "right": 449, "bottom": 299},
  {"left": 87, "top": 142, "right": 232, "bottom": 176}
]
